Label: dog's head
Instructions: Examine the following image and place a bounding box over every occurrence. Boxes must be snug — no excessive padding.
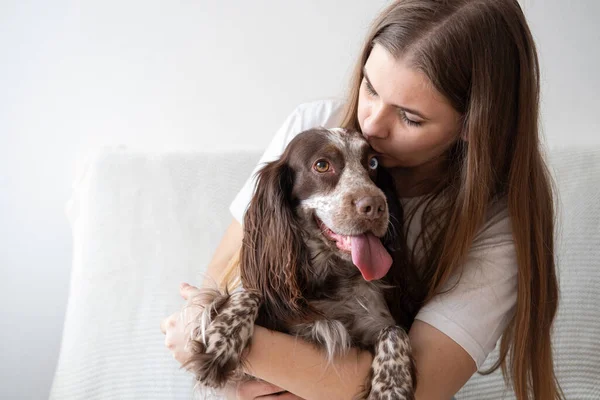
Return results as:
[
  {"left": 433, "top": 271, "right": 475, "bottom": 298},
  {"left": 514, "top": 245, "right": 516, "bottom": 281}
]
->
[
  {"left": 240, "top": 128, "right": 403, "bottom": 323},
  {"left": 288, "top": 128, "right": 392, "bottom": 275}
]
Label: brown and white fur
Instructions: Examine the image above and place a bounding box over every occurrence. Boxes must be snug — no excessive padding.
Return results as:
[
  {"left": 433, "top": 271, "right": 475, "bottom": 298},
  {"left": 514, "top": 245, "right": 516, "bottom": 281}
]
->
[{"left": 184, "top": 128, "right": 418, "bottom": 400}]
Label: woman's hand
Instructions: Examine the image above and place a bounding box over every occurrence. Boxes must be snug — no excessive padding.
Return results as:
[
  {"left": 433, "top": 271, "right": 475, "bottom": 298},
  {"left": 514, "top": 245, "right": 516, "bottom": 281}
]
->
[
  {"left": 160, "top": 283, "right": 304, "bottom": 399},
  {"left": 221, "top": 380, "right": 303, "bottom": 400},
  {"left": 160, "top": 283, "right": 203, "bottom": 365}
]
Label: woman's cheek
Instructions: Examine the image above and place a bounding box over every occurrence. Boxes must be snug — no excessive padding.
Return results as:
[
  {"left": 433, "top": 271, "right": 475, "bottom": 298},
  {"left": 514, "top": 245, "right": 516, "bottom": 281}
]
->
[{"left": 357, "top": 104, "right": 367, "bottom": 132}]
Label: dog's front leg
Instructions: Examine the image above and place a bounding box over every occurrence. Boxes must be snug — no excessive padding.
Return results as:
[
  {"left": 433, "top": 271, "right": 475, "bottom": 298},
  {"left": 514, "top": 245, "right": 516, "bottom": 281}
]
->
[
  {"left": 185, "top": 290, "right": 262, "bottom": 389},
  {"left": 365, "top": 325, "right": 416, "bottom": 400}
]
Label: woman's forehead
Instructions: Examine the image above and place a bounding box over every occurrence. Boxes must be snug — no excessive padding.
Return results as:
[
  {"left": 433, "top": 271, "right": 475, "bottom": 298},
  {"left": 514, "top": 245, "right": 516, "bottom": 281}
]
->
[{"left": 364, "top": 44, "right": 455, "bottom": 115}]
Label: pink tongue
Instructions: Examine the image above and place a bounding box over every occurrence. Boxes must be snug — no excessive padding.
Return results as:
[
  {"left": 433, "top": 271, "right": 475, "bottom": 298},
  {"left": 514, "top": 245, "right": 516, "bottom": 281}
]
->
[{"left": 350, "top": 233, "right": 393, "bottom": 281}]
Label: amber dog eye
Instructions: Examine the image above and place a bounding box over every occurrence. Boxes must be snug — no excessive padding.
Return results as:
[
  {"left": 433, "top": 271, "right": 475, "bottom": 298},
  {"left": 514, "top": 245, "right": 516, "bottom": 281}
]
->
[{"left": 314, "top": 160, "right": 330, "bottom": 173}]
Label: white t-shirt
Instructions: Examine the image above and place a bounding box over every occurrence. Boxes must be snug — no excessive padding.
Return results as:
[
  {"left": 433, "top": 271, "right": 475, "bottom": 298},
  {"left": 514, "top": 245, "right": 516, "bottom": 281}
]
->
[{"left": 229, "top": 99, "right": 518, "bottom": 369}]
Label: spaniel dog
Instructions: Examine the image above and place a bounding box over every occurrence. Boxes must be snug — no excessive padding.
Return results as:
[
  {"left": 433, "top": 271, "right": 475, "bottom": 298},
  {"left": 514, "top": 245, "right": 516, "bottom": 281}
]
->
[{"left": 186, "top": 128, "right": 418, "bottom": 400}]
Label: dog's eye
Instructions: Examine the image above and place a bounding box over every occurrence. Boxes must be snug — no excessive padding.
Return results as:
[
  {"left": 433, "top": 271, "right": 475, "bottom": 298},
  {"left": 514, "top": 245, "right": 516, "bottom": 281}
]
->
[
  {"left": 369, "top": 156, "right": 379, "bottom": 170},
  {"left": 314, "top": 160, "right": 330, "bottom": 173}
]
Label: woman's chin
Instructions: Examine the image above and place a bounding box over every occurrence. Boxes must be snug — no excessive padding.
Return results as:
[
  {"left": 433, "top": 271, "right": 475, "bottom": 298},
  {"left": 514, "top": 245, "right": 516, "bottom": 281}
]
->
[{"left": 379, "top": 155, "right": 414, "bottom": 169}]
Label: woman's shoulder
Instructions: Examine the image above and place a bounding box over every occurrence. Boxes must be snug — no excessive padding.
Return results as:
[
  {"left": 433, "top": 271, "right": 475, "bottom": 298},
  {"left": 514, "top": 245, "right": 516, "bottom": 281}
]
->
[
  {"left": 416, "top": 196, "right": 518, "bottom": 369},
  {"left": 288, "top": 98, "right": 347, "bottom": 130},
  {"left": 472, "top": 196, "right": 513, "bottom": 250},
  {"left": 401, "top": 195, "right": 513, "bottom": 256},
  {"left": 229, "top": 98, "right": 347, "bottom": 223}
]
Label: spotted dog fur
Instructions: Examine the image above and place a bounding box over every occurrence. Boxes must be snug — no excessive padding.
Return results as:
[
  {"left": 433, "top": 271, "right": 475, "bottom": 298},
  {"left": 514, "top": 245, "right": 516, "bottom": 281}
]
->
[
  {"left": 366, "top": 326, "right": 416, "bottom": 400},
  {"left": 187, "top": 128, "right": 418, "bottom": 399},
  {"left": 185, "top": 290, "right": 261, "bottom": 388}
]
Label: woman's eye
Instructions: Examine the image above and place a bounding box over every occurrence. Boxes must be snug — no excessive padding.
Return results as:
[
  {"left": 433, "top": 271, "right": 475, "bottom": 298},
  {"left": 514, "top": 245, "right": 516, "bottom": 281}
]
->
[
  {"left": 364, "top": 79, "right": 377, "bottom": 96},
  {"left": 369, "top": 157, "right": 379, "bottom": 170},
  {"left": 314, "top": 160, "right": 330, "bottom": 173},
  {"left": 399, "top": 110, "right": 422, "bottom": 127}
]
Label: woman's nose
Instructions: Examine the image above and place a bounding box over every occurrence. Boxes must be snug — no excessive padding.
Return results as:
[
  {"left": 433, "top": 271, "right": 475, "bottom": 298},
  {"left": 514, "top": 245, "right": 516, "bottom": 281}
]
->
[{"left": 362, "top": 103, "right": 390, "bottom": 139}]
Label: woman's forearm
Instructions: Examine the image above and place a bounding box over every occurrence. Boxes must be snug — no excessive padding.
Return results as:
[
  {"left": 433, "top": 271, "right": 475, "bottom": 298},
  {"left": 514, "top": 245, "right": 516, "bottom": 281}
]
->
[
  {"left": 243, "top": 326, "right": 373, "bottom": 400},
  {"left": 200, "top": 219, "right": 243, "bottom": 288}
]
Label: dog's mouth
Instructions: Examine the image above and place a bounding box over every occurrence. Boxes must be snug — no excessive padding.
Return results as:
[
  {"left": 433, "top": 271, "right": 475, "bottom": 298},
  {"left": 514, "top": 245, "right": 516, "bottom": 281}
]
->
[
  {"left": 316, "top": 217, "right": 353, "bottom": 253},
  {"left": 315, "top": 216, "right": 392, "bottom": 281}
]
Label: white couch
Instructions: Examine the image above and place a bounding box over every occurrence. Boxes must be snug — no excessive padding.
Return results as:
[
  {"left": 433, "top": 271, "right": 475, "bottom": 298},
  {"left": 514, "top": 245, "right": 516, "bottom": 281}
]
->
[{"left": 50, "top": 145, "right": 600, "bottom": 399}]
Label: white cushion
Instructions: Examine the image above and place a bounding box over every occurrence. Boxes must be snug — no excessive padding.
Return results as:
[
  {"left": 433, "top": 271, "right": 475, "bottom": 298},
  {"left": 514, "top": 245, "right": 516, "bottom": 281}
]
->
[{"left": 50, "top": 147, "right": 260, "bottom": 399}]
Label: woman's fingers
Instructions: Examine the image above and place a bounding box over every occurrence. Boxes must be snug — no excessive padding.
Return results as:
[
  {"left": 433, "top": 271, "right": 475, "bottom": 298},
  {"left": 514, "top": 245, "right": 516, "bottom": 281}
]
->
[
  {"left": 234, "top": 380, "right": 287, "bottom": 399},
  {"left": 159, "top": 314, "right": 176, "bottom": 335},
  {"left": 158, "top": 283, "right": 208, "bottom": 370},
  {"left": 222, "top": 380, "right": 305, "bottom": 400},
  {"left": 160, "top": 283, "right": 202, "bottom": 339},
  {"left": 258, "top": 393, "right": 304, "bottom": 400},
  {"left": 180, "top": 282, "right": 201, "bottom": 300},
  {"left": 162, "top": 285, "right": 305, "bottom": 399},
  {"left": 159, "top": 283, "right": 199, "bottom": 337}
]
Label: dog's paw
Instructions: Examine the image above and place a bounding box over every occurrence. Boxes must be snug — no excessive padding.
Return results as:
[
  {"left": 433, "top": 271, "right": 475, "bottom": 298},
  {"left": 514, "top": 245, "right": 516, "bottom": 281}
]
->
[
  {"left": 367, "top": 325, "right": 416, "bottom": 400},
  {"left": 184, "top": 290, "right": 262, "bottom": 389}
]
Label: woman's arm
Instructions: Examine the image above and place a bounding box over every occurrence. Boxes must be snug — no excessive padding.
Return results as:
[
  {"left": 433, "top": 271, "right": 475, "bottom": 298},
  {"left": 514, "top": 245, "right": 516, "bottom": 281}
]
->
[
  {"left": 174, "top": 219, "right": 478, "bottom": 399},
  {"left": 244, "top": 321, "right": 477, "bottom": 400},
  {"left": 244, "top": 326, "right": 374, "bottom": 400},
  {"left": 409, "top": 320, "right": 477, "bottom": 399},
  {"left": 200, "top": 219, "right": 243, "bottom": 288}
]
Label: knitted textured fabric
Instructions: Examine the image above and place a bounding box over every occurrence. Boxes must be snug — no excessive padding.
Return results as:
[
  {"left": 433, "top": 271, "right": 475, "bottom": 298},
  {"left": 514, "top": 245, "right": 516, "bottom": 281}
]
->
[
  {"left": 50, "top": 146, "right": 600, "bottom": 400},
  {"left": 457, "top": 147, "right": 600, "bottom": 399}
]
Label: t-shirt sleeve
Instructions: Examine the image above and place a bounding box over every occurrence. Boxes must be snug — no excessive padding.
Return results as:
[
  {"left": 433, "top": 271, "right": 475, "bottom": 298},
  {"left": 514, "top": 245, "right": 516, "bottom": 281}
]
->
[
  {"left": 229, "top": 99, "right": 346, "bottom": 224},
  {"left": 414, "top": 199, "right": 518, "bottom": 369}
]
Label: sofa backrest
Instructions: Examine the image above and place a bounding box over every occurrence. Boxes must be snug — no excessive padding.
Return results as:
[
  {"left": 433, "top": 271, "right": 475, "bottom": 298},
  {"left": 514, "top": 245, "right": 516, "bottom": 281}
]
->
[
  {"left": 458, "top": 147, "right": 600, "bottom": 399},
  {"left": 51, "top": 146, "right": 600, "bottom": 399}
]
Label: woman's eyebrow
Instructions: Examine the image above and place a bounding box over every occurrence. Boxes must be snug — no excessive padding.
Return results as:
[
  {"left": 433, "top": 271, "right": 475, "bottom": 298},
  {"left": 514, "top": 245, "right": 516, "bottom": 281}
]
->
[{"left": 362, "top": 66, "right": 429, "bottom": 120}]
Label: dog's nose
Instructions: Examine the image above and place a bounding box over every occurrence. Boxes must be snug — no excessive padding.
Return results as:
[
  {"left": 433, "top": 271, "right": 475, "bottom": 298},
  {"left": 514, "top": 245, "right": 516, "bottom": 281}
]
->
[{"left": 355, "top": 196, "right": 386, "bottom": 219}]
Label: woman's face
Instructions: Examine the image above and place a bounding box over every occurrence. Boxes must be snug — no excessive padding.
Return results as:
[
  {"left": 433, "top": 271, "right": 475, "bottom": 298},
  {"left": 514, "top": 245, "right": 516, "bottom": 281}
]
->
[{"left": 357, "top": 44, "right": 463, "bottom": 171}]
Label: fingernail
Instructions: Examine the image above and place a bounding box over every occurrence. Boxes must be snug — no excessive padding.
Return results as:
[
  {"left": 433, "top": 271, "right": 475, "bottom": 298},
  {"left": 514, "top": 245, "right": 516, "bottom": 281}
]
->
[{"left": 180, "top": 282, "right": 189, "bottom": 289}]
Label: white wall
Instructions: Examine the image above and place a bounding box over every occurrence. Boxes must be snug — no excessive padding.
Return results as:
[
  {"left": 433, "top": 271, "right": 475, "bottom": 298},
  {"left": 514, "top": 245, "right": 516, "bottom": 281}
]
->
[
  {"left": 1, "top": 1, "right": 598, "bottom": 399},
  {"left": 522, "top": 0, "right": 600, "bottom": 146}
]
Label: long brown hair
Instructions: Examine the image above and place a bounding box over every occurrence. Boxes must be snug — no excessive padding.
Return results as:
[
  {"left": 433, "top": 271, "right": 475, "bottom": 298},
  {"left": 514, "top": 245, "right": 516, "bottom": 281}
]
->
[{"left": 340, "top": 1, "right": 562, "bottom": 399}]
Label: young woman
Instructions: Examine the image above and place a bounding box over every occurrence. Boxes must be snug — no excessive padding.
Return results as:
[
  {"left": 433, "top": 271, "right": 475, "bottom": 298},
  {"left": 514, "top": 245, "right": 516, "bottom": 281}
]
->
[{"left": 160, "top": 1, "right": 563, "bottom": 399}]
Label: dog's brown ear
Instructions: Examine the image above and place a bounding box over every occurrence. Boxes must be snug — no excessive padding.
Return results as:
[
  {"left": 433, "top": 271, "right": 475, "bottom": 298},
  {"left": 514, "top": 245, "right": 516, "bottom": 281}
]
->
[{"left": 239, "top": 159, "right": 309, "bottom": 325}]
